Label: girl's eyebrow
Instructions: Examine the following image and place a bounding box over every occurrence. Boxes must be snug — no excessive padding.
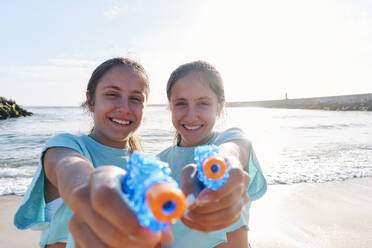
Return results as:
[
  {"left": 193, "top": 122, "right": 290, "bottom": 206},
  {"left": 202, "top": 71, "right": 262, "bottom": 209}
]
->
[
  {"left": 102, "top": 85, "right": 121, "bottom": 90},
  {"left": 173, "top": 96, "right": 211, "bottom": 101},
  {"left": 132, "top": 90, "right": 145, "bottom": 95},
  {"left": 173, "top": 97, "right": 187, "bottom": 101},
  {"left": 101, "top": 86, "right": 144, "bottom": 95},
  {"left": 197, "top": 97, "right": 211, "bottom": 100}
]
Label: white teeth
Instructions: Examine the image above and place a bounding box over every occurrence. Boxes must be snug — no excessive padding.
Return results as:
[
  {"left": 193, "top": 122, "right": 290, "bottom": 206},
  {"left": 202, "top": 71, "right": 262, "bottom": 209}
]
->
[
  {"left": 184, "top": 125, "right": 201, "bottom": 130},
  {"left": 112, "top": 118, "right": 130, "bottom": 125}
]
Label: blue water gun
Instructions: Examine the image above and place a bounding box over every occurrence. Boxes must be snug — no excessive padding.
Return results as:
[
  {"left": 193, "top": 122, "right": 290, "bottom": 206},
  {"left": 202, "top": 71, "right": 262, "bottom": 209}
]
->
[
  {"left": 194, "top": 145, "right": 229, "bottom": 190},
  {"left": 121, "top": 151, "right": 186, "bottom": 232}
]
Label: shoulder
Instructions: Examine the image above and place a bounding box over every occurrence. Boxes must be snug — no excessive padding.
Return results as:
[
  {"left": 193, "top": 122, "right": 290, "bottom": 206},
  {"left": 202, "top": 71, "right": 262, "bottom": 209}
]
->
[
  {"left": 213, "top": 127, "right": 250, "bottom": 145},
  {"left": 157, "top": 146, "right": 174, "bottom": 162},
  {"left": 47, "top": 132, "right": 79, "bottom": 142},
  {"left": 44, "top": 133, "right": 86, "bottom": 154}
]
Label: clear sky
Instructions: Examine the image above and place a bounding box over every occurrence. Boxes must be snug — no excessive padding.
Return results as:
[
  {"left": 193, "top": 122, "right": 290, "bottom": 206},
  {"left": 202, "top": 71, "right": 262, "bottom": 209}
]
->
[{"left": 1, "top": 0, "right": 371, "bottom": 106}]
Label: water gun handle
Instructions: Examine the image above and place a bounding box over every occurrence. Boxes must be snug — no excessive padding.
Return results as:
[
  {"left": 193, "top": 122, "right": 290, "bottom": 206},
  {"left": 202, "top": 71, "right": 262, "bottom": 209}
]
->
[{"left": 195, "top": 145, "right": 229, "bottom": 190}]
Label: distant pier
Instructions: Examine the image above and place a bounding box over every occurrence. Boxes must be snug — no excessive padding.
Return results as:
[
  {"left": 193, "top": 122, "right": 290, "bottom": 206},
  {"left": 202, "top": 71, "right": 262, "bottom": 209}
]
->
[{"left": 226, "top": 93, "right": 372, "bottom": 111}]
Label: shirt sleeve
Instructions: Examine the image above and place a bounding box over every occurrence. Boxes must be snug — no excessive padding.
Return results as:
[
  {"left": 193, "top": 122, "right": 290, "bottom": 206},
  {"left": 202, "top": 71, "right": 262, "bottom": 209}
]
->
[
  {"left": 14, "top": 133, "right": 85, "bottom": 230},
  {"left": 213, "top": 127, "right": 248, "bottom": 145},
  {"left": 247, "top": 147, "right": 267, "bottom": 201}
]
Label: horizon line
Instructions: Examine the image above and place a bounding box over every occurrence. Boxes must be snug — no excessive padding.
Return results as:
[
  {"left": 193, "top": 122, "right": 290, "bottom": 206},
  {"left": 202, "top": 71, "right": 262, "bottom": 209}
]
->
[{"left": 21, "top": 92, "right": 372, "bottom": 107}]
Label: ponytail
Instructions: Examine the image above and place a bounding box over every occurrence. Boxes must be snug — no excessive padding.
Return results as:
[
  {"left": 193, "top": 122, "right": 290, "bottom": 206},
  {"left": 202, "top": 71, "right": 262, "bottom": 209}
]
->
[
  {"left": 128, "top": 135, "right": 143, "bottom": 152},
  {"left": 175, "top": 132, "right": 182, "bottom": 146}
]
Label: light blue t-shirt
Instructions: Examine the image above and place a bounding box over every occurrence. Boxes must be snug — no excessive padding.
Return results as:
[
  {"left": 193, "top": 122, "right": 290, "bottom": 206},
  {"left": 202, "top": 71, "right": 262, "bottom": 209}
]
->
[
  {"left": 14, "top": 133, "right": 130, "bottom": 248},
  {"left": 157, "top": 127, "right": 267, "bottom": 248}
]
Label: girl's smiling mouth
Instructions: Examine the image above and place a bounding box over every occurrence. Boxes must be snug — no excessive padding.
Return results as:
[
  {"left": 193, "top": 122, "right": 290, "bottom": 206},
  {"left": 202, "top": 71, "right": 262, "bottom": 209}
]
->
[
  {"left": 110, "top": 118, "right": 132, "bottom": 125},
  {"left": 183, "top": 124, "right": 203, "bottom": 131}
]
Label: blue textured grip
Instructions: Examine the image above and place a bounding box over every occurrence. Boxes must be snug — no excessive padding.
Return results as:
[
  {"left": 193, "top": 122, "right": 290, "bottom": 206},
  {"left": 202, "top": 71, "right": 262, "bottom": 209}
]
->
[
  {"left": 194, "top": 145, "right": 229, "bottom": 190},
  {"left": 121, "top": 151, "right": 180, "bottom": 232}
]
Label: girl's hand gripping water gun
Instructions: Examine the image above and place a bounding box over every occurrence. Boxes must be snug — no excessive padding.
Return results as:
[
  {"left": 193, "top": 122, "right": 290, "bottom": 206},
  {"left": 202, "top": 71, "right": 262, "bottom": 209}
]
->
[
  {"left": 194, "top": 145, "right": 229, "bottom": 190},
  {"left": 121, "top": 151, "right": 187, "bottom": 232}
]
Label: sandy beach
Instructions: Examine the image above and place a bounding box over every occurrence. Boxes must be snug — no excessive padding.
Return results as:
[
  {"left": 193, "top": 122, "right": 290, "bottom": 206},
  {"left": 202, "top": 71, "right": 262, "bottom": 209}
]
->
[
  {"left": 249, "top": 177, "right": 372, "bottom": 248},
  {"left": 2, "top": 177, "right": 371, "bottom": 248},
  {"left": 0, "top": 195, "right": 39, "bottom": 247}
]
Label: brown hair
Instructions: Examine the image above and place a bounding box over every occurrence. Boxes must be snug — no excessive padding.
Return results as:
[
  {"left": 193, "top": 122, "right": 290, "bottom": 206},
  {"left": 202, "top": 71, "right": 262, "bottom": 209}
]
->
[
  {"left": 82, "top": 57, "right": 149, "bottom": 152},
  {"left": 166, "top": 60, "right": 225, "bottom": 144}
]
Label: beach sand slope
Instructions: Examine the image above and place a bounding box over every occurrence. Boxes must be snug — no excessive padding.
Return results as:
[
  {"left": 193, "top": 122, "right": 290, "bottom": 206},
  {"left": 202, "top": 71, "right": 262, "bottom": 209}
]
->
[
  {"left": 0, "top": 195, "right": 39, "bottom": 247},
  {"left": 249, "top": 178, "right": 372, "bottom": 248}
]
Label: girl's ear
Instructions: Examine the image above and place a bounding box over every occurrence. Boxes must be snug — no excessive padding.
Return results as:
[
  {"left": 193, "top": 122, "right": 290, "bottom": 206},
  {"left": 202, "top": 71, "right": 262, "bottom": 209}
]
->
[
  {"left": 86, "top": 91, "right": 94, "bottom": 112},
  {"left": 217, "top": 100, "right": 225, "bottom": 116}
]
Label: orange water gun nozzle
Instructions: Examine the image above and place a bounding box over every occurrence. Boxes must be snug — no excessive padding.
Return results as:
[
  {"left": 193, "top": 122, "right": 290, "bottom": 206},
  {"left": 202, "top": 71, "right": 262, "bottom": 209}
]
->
[
  {"left": 146, "top": 182, "right": 187, "bottom": 223},
  {"left": 202, "top": 157, "right": 227, "bottom": 180}
]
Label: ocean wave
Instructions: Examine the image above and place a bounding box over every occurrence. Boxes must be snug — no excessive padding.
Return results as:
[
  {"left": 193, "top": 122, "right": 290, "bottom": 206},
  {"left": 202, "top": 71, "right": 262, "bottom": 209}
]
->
[
  {"left": 297, "top": 123, "right": 368, "bottom": 130},
  {"left": 0, "top": 167, "right": 35, "bottom": 178},
  {"left": 0, "top": 178, "right": 32, "bottom": 196},
  {"left": 266, "top": 173, "right": 371, "bottom": 185}
]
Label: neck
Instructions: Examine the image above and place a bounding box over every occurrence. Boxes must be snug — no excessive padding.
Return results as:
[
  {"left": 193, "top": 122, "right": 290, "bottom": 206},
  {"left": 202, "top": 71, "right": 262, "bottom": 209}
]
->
[{"left": 88, "top": 132, "right": 129, "bottom": 150}]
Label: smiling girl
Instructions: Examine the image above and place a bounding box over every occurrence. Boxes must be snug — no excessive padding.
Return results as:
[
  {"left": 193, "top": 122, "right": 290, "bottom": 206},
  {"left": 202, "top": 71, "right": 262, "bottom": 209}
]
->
[
  {"left": 14, "top": 58, "right": 171, "bottom": 248},
  {"left": 158, "top": 61, "right": 267, "bottom": 248}
]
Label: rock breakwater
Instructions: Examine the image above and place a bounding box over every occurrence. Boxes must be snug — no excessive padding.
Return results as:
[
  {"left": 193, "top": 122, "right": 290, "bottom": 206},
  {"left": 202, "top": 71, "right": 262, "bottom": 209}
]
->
[{"left": 0, "top": 97, "right": 33, "bottom": 120}]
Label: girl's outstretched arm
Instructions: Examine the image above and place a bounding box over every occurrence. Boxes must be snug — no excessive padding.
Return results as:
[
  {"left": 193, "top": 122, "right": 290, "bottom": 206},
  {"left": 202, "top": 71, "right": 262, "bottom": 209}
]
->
[
  {"left": 180, "top": 140, "right": 251, "bottom": 247},
  {"left": 218, "top": 139, "right": 251, "bottom": 170},
  {"left": 43, "top": 147, "right": 172, "bottom": 248}
]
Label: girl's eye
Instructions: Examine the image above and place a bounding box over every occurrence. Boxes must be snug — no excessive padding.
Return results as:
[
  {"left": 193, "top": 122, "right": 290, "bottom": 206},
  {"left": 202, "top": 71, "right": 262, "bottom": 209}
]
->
[
  {"left": 199, "top": 101, "right": 209, "bottom": 106},
  {"left": 130, "top": 97, "right": 143, "bottom": 103},
  {"left": 105, "top": 92, "right": 118, "bottom": 97},
  {"left": 174, "top": 102, "right": 186, "bottom": 106}
]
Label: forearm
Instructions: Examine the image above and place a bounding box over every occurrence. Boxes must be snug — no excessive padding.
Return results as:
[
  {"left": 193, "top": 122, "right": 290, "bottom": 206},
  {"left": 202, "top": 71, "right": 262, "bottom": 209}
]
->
[
  {"left": 43, "top": 147, "right": 93, "bottom": 206},
  {"left": 218, "top": 140, "right": 251, "bottom": 169}
]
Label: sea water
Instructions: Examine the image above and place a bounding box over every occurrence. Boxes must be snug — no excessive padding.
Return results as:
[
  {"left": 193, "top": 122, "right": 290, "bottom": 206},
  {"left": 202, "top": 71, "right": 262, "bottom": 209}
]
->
[{"left": 0, "top": 106, "right": 371, "bottom": 196}]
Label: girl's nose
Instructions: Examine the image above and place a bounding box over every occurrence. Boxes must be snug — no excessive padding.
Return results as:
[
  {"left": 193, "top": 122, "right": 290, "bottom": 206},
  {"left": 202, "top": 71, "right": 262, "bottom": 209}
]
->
[
  {"left": 185, "top": 107, "right": 198, "bottom": 121},
  {"left": 117, "top": 99, "right": 130, "bottom": 112}
]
